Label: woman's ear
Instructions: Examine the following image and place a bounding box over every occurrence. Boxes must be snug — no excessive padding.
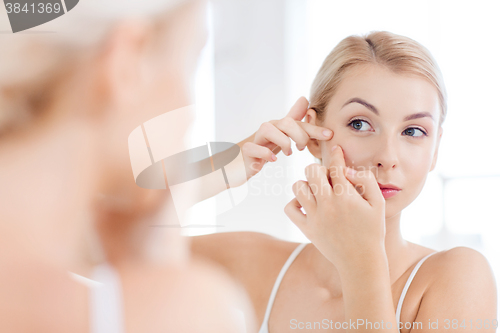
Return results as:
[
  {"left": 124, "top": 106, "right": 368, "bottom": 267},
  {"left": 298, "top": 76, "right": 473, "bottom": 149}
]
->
[
  {"left": 429, "top": 126, "right": 443, "bottom": 172},
  {"left": 305, "top": 108, "right": 323, "bottom": 160}
]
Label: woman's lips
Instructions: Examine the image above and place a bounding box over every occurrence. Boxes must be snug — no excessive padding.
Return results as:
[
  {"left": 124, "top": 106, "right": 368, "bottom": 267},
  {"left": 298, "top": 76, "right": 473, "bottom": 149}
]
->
[
  {"left": 379, "top": 188, "right": 400, "bottom": 199},
  {"left": 377, "top": 182, "right": 401, "bottom": 199}
]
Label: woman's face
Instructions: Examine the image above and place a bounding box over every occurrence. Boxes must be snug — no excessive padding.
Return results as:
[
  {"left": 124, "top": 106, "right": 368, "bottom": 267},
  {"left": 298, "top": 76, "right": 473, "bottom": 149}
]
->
[
  {"left": 93, "top": 0, "right": 208, "bottom": 209},
  {"left": 309, "top": 64, "right": 442, "bottom": 219}
]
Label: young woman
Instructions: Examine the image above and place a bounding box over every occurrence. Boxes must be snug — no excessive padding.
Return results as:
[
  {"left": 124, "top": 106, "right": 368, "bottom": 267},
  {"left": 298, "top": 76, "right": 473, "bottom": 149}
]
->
[
  {"left": 0, "top": 0, "right": 255, "bottom": 332},
  {"left": 191, "top": 31, "right": 497, "bottom": 333}
]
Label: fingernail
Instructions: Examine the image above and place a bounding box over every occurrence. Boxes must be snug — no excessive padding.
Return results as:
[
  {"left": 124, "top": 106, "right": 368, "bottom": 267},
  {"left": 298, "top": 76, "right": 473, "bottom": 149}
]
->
[
  {"left": 346, "top": 167, "right": 357, "bottom": 176},
  {"left": 288, "top": 149, "right": 293, "bottom": 155},
  {"left": 331, "top": 145, "right": 338, "bottom": 152},
  {"left": 271, "top": 154, "right": 277, "bottom": 161},
  {"left": 323, "top": 130, "right": 332, "bottom": 137}
]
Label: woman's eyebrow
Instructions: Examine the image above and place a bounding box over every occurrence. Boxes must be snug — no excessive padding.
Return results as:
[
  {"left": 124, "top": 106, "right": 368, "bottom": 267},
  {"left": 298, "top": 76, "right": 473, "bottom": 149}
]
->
[
  {"left": 342, "top": 98, "right": 379, "bottom": 115},
  {"left": 403, "top": 112, "right": 434, "bottom": 122},
  {"left": 342, "top": 97, "right": 435, "bottom": 122}
]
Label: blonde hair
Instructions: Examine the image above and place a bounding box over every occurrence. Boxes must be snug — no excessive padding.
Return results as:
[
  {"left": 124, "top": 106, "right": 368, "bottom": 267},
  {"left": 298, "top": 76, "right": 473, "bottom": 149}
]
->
[
  {"left": 309, "top": 30, "right": 447, "bottom": 126},
  {"left": 0, "top": 0, "right": 188, "bottom": 135}
]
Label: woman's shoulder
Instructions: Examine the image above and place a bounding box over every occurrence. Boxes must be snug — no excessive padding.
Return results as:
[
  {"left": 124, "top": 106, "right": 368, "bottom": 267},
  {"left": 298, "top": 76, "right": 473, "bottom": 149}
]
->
[
  {"left": 417, "top": 245, "right": 492, "bottom": 277},
  {"left": 424, "top": 246, "right": 495, "bottom": 285},
  {"left": 410, "top": 243, "right": 494, "bottom": 287},
  {"left": 0, "top": 258, "right": 88, "bottom": 332},
  {"left": 117, "top": 259, "right": 257, "bottom": 333},
  {"left": 414, "top": 245, "right": 496, "bottom": 325}
]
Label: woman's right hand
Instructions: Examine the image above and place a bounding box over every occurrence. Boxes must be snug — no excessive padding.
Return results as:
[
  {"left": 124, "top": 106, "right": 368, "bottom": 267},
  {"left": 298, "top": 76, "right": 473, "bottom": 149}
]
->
[{"left": 240, "top": 96, "right": 334, "bottom": 180}]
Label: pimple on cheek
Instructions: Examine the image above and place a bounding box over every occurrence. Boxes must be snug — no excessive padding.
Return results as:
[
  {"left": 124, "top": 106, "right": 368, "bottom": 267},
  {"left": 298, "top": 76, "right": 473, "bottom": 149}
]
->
[{"left": 342, "top": 150, "right": 356, "bottom": 169}]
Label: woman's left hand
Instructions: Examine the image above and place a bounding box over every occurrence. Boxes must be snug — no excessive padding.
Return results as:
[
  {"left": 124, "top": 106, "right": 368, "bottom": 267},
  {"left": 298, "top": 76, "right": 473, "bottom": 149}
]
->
[{"left": 284, "top": 145, "right": 387, "bottom": 271}]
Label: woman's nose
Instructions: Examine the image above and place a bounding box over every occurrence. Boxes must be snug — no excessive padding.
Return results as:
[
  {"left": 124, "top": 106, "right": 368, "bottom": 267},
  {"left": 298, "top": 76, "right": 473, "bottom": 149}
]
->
[{"left": 373, "top": 137, "right": 399, "bottom": 170}]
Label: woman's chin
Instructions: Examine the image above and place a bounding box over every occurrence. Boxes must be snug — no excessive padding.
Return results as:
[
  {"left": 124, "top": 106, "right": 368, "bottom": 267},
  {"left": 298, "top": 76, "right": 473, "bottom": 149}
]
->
[{"left": 383, "top": 203, "right": 402, "bottom": 220}]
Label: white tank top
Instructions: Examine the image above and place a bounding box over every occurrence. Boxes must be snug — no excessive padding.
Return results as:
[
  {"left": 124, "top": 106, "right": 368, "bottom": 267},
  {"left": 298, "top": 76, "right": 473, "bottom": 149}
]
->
[
  {"left": 258, "top": 243, "right": 437, "bottom": 333},
  {"left": 69, "top": 263, "right": 125, "bottom": 333}
]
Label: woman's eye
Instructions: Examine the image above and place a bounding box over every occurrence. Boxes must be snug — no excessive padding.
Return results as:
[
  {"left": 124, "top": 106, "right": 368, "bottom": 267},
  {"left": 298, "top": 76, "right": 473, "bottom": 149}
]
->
[
  {"left": 403, "top": 127, "right": 427, "bottom": 137},
  {"left": 348, "top": 119, "right": 371, "bottom": 131},
  {"left": 347, "top": 120, "right": 427, "bottom": 138}
]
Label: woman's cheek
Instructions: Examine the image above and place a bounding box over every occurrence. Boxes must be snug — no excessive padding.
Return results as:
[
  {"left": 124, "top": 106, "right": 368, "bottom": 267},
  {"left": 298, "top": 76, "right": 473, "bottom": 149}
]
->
[
  {"left": 400, "top": 143, "right": 434, "bottom": 175},
  {"left": 322, "top": 132, "right": 375, "bottom": 170},
  {"left": 339, "top": 139, "right": 374, "bottom": 169}
]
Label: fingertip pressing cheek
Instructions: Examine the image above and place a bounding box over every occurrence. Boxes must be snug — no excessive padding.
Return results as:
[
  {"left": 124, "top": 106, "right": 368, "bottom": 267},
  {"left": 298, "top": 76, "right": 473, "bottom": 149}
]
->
[{"left": 320, "top": 140, "right": 361, "bottom": 170}]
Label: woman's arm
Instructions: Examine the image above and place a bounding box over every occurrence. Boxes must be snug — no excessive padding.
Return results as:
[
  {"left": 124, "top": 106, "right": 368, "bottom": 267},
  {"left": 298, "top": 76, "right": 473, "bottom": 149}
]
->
[
  {"left": 184, "top": 97, "right": 333, "bottom": 206},
  {"left": 336, "top": 249, "right": 400, "bottom": 333}
]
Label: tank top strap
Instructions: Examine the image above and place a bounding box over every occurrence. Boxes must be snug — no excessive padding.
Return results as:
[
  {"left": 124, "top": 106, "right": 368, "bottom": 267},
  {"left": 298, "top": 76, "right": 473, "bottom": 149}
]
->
[
  {"left": 395, "top": 252, "right": 438, "bottom": 329},
  {"left": 258, "top": 242, "right": 308, "bottom": 333},
  {"left": 90, "top": 263, "right": 125, "bottom": 333},
  {"left": 69, "top": 263, "right": 125, "bottom": 333}
]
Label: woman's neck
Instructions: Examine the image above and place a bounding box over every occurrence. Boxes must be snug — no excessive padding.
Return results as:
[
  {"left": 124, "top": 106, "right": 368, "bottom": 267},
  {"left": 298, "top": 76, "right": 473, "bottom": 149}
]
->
[{"left": 92, "top": 201, "right": 190, "bottom": 269}]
